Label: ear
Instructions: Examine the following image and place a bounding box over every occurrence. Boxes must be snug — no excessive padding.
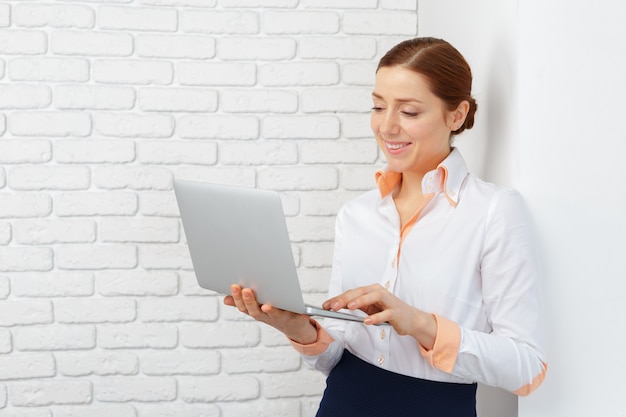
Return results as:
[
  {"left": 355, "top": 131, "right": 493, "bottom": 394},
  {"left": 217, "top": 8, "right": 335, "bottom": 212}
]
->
[{"left": 448, "top": 100, "right": 470, "bottom": 130}]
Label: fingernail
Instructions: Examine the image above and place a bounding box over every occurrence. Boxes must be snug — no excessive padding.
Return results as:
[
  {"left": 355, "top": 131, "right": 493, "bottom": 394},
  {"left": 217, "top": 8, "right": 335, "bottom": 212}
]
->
[
  {"left": 332, "top": 302, "right": 340, "bottom": 311},
  {"left": 347, "top": 302, "right": 357, "bottom": 309}
]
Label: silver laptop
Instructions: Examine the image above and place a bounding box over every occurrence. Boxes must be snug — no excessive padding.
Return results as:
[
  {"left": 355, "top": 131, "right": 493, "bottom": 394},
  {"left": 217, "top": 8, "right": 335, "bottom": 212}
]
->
[{"left": 174, "top": 179, "right": 364, "bottom": 323}]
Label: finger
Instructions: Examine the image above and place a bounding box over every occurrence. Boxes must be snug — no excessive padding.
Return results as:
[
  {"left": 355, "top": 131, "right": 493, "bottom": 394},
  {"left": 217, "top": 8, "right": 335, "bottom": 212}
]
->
[
  {"left": 324, "top": 286, "right": 373, "bottom": 311},
  {"left": 241, "top": 288, "right": 264, "bottom": 318},
  {"left": 230, "top": 284, "right": 248, "bottom": 313},
  {"left": 223, "top": 295, "right": 235, "bottom": 306}
]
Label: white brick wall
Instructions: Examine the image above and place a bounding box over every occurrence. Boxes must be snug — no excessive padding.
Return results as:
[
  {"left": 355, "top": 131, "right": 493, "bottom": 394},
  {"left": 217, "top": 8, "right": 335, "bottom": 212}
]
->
[{"left": 0, "top": 1, "right": 417, "bottom": 415}]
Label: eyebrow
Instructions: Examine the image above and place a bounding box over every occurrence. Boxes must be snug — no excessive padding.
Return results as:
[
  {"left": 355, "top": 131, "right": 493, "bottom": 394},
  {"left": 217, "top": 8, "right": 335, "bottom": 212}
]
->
[{"left": 371, "top": 92, "right": 424, "bottom": 104}]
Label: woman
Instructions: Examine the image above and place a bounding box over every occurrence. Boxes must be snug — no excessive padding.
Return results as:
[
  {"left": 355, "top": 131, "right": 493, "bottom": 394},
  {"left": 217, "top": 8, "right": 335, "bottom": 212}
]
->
[{"left": 225, "top": 37, "right": 547, "bottom": 416}]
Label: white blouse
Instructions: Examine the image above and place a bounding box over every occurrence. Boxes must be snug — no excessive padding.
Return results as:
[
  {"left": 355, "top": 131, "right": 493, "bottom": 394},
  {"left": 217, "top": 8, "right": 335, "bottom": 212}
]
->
[{"left": 292, "top": 148, "right": 547, "bottom": 395}]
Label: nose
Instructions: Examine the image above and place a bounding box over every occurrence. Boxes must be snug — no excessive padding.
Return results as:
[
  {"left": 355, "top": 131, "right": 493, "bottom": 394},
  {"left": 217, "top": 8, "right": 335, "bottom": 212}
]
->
[{"left": 376, "top": 111, "right": 400, "bottom": 136}]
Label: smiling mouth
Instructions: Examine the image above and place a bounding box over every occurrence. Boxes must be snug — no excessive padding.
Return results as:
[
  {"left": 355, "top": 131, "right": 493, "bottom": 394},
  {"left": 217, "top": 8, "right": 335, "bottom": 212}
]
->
[{"left": 385, "top": 141, "right": 411, "bottom": 151}]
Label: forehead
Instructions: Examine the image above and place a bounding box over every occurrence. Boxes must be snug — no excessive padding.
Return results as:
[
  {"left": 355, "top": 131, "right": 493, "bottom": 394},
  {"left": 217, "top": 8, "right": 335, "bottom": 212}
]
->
[{"left": 373, "top": 66, "right": 434, "bottom": 98}]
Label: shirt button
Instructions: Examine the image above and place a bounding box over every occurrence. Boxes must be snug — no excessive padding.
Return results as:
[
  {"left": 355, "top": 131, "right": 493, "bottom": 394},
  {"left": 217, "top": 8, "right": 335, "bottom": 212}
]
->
[
  {"left": 384, "top": 280, "right": 390, "bottom": 290},
  {"left": 378, "top": 354, "right": 385, "bottom": 365},
  {"left": 390, "top": 257, "right": 396, "bottom": 267},
  {"left": 380, "top": 329, "right": 386, "bottom": 340}
]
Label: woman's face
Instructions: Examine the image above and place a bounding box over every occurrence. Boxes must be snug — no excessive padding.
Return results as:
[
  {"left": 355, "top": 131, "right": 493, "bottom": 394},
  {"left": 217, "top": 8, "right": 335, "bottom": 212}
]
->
[{"left": 371, "top": 66, "right": 458, "bottom": 176}]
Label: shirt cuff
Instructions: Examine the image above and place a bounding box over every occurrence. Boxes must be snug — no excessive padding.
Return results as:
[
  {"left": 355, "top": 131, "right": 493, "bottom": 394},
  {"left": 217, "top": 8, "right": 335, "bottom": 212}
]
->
[
  {"left": 288, "top": 319, "right": 334, "bottom": 356},
  {"left": 419, "top": 314, "right": 461, "bottom": 373}
]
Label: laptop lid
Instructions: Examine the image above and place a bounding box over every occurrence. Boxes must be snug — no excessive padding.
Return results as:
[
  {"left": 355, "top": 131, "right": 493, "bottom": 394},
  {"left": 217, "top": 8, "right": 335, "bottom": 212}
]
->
[{"left": 174, "top": 179, "right": 365, "bottom": 323}]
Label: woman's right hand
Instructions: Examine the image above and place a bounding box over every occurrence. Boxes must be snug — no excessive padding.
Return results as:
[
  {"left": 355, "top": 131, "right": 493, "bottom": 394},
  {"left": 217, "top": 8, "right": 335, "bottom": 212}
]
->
[{"left": 223, "top": 284, "right": 319, "bottom": 345}]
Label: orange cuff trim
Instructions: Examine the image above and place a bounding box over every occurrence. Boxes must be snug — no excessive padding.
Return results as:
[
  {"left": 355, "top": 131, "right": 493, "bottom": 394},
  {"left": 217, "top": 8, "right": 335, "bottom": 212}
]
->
[
  {"left": 288, "top": 319, "right": 334, "bottom": 356},
  {"left": 419, "top": 314, "right": 461, "bottom": 373},
  {"left": 514, "top": 362, "right": 548, "bottom": 396}
]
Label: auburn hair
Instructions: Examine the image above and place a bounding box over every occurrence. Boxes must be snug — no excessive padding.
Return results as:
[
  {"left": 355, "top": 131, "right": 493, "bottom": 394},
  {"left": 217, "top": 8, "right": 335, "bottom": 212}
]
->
[{"left": 377, "top": 37, "right": 477, "bottom": 135}]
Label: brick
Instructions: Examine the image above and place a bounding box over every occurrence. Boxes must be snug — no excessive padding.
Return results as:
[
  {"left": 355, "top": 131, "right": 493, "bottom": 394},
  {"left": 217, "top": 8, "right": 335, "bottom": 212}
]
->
[
  {"left": 177, "top": 62, "right": 255, "bottom": 86},
  {"left": 177, "top": 115, "right": 259, "bottom": 140},
  {"left": 341, "top": 113, "right": 373, "bottom": 138},
  {"left": 302, "top": 0, "right": 376, "bottom": 7},
  {"left": 56, "top": 244, "right": 137, "bottom": 270},
  {"left": 259, "top": 62, "right": 339, "bottom": 86},
  {"left": 260, "top": 370, "right": 326, "bottom": 398},
  {"left": 181, "top": 10, "right": 258, "bottom": 34},
  {"left": 97, "top": 270, "right": 178, "bottom": 296},
  {"left": 285, "top": 216, "right": 335, "bottom": 242},
  {"left": 55, "top": 298, "right": 136, "bottom": 324},
  {"left": 140, "top": 0, "right": 217, "bottom": 5},
  {"left": 222, "top": 346, "right": 300, "bottom": 373},
  {"left": 0, "top": 353, "right": 55, "bottom": 381},
  {"left": 0, "top": 275, "right": 9, "bottom": 298},
  {"left": 0, "top": 4, "right": 9, "bottom": 27},
  {"left": 98, "top": 324, "right": 177, "bottom": 349},
  {"left": 93, "top": 166, "right": 172, "bottom": 190},
  {"left": 0, "top": 300, "right": 52, "bottom": 326},
  {"left": 11, "top": 271, "right": 94, "bottom": 297},
  {"left": 53, "top": 405, "right": 137, "bottom": 417},
  {"left": 139, "top": 297, "right": 219, "bottom": 322},
  {"left": 221, "top": 89, "right": 297, "bottom": 113},
  {"left": 0, "top": 222, "right": 9, "bottom": 244},
  {"left": 0, "top": 84, "right": 51, "bottom": 109},
  {"left": 178, "top": 270, "right": 214, "bottom": 296},
  {"left": 100, "top": 217, "right": 179, "bottom": 243},
  {"left": 14, "top": 218, "right": 95, "bottom": 244},
  {"left": 55, "top": 192, "right": 137, "bottom": 216},
  {"left": 137, "top": 140, "right": 217, "bottom": 165},
  {"left": 0, "top": 112, "right": 5, "bottom": 134},
  {"left": 0, "top": 328, "right": 11, "bottom": 353},
  {"left": 9, "top": 165, "right": 90, "bottom": 190},
  {"left": 55, "top": 139, "right": 135, "bottom": 163},
  {"left": 261, "top": 115, "right": 341, "bottom": 139},
  {"left": 139, "top": 244, "right": 192, "bottom": 270},
  {"left": 137, "top": 34, "right": 215, "bottom": 59},
  {"left": 179, "top": 376, "right": 259, "bottom": 402},
  {"left": 1, "top": 167, "right": 6, "bottom": 187},
  {"left": 218, "top": 37, "right": 296, "bottom": 60},
  {"left": 342, "top": 62, "right": 376, "bottom": 85},
  {"left": 300, "top": 140, "right": 378, "bottom": 164},
  {"left": 343, "top": 11, "right": 418, "bottom": 35},
  {"left": 99, "top": 6, "right": 177, "bottom": 32},
  {"left": 8, "top": 57, "right": 90, "bottom": 82},
  {"left": 0, "top": 247, "right": 53, "bottom": 272},
  {"left": 340, "top": 165, "right": 380, "bottom": 190},
  {"left": 296, "top": 267, "right": 332, "bottom": 293},
  {"left": 14, "top": 4, "right": 95, "bottom": 29},
  {"left": 257, "top": 166, "right": 338, "bottom": 191},
  {"left": 142, "top": 404, "right": 220, "bottom": 417},
  {"left": 14, "top": 325, "right": 96, "bottom": 351},
  {"left": 220, "top": 141, "right": 297, "bottom": 165},
  {"left": 139, "top": 192, "right": 179, "bottom": 217},
  {"left": 0, "top": 139, "right": 52, "bottom": 163},
  {"left": 0, "top": 30, "right": 47, "bottom": 55},
  {"left": 141, "top": 349, "right": 220, "bottom": 375},
  {"left": 96, "top": 377, "right": 176, "bottom": 402},
  {"left": 93, "top": 59, "right": 173, "bottom": 85},
  {"left": 52, "top": 30, "right": 132, "bottom": 56},
  {"left": 300, "top": 190, "right": 359, "bottom": 216},
  {"left": 380, "top": 0, "right": 418, "bottom": 10},
  {"left": 0, "top": 192, "right": 51, "bottom": 218},
  {"left": 220, "top": 401, "right": 301, "bottom": 417},
  {"left": 9, "top": 111, "right": 91, "bottom": 137},
  {"left": 263, "top": 11, "right": 339, "bottom": 34},
  {"left": 57, "top": 351, "right": 138, "bottom": 377},
  {"left": 299, "top": 241, "right": 334, "bottom": 267},
  {"left": 138, "top": 87, "right": 218, "bottom": 112},
  {"left": 180, "top": 322, "right": 260, "bottom": 348},
  {"left": 94, "top": 113, "right": 174, "bottom": 138},
  {"left": 55, "top": 85, "right": 135, "bottom": 110},
  {"left": 301, "top": 87, "right": 371, "bottom": 113},
  {"left": 222, "top": 0, "right": 297, "bottom": 6},
  {"left": 9, "top": 380, "right": 92, "bottom": 406},
  {"left": 300, "top": 37, "right": 376, "bottom": 59}
]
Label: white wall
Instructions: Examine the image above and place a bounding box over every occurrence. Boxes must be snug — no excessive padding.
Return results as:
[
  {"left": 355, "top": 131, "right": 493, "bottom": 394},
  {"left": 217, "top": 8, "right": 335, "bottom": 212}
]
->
[
  {"left": 420, "top": 0, "right": 626, "bottom": 416},
  {"left": 0, "top": 2, "right": 418, "bottom": 416}
]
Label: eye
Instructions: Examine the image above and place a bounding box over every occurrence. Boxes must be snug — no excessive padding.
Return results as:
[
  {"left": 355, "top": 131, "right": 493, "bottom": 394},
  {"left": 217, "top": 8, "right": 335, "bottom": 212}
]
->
[
  {"left": 401, "top": 111, "right": 419, "bottom": 117},
  {"left": 371, "top": 106, "right": 385, "bottom": 113}
]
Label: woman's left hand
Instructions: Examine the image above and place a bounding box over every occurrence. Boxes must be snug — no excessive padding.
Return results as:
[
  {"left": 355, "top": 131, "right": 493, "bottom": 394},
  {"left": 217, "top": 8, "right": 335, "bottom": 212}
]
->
[{"left": 322, "top": 284, "right": 437, "bottom": 350}]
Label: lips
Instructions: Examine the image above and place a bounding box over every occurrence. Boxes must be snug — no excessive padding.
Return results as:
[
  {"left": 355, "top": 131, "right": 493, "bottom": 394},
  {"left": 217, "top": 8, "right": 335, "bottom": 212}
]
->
[{"left": 384, "top": 141, "right": 411, "bottom": 153}]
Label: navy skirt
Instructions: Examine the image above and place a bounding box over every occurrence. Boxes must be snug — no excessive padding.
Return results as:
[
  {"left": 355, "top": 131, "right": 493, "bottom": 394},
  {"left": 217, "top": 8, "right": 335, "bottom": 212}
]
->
[{"left": 316, "top": 350, "right": 476, "bottom": 417}]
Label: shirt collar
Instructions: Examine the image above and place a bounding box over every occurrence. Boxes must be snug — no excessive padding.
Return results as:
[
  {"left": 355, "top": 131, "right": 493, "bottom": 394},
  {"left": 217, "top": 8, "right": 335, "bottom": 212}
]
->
[{"left": 374, "top": 148, "right": 469, "bottom": 207}]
